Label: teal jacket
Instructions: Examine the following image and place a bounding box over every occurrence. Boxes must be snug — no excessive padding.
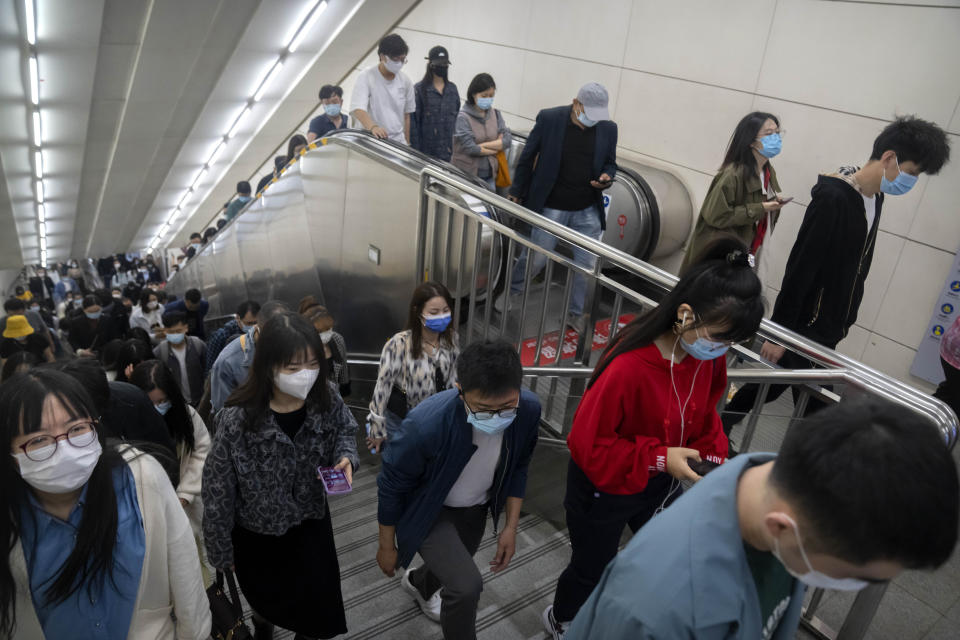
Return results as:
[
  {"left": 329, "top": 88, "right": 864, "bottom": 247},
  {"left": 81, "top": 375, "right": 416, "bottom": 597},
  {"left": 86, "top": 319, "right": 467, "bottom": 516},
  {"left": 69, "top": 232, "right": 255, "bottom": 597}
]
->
[{"left": 566, "top": 453, "right": 806, "bottom": 640}]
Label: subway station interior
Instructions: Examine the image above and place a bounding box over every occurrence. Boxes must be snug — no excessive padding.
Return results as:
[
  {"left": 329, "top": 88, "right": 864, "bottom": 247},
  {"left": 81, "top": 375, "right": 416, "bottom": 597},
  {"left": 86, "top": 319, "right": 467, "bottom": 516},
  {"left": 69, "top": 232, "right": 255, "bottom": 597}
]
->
[{"left": 1, "top": 1, "right": 959, "bottom": 639}]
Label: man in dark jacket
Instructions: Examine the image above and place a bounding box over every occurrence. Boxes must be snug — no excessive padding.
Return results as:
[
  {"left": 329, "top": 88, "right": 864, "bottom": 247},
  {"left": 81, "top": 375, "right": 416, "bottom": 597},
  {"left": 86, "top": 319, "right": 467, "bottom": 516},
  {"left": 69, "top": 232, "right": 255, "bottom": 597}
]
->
[
  {"left": 502, "top": 83, "right": 617, "bottom": 332},
  {"left": 723, "top": 116, "right": 951, "bottom": 440},
  {"left": 154, "top": 310, "right": 207, "bottom": 406},
  {"left": 164, "top": 288, "right": 209, "bottom": 339},
  {"left": 376, "top": 340, "right": 540, "bottom": 640}
]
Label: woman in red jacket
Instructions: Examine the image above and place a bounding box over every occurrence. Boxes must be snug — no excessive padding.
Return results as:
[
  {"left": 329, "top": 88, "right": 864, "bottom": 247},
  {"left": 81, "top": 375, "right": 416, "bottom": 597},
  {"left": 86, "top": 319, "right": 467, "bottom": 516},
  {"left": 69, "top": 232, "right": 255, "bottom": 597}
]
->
[{"left": 543, "top": 237, "right": 764, "bottom": 637}]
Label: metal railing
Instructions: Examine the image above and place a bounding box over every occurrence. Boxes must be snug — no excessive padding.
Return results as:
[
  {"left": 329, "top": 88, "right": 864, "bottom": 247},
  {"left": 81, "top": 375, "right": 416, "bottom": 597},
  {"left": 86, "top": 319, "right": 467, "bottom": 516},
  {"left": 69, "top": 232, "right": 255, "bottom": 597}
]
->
[{"left": 414, "top": 165, "right": 957, "bottom": 640}]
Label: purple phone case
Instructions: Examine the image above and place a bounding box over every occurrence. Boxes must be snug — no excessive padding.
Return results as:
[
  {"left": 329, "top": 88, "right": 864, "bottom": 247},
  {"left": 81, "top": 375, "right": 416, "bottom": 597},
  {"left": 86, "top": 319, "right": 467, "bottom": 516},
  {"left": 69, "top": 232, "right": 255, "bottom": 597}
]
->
[{"left": 318, "top": 467, "right": 352, "bottom": 494}]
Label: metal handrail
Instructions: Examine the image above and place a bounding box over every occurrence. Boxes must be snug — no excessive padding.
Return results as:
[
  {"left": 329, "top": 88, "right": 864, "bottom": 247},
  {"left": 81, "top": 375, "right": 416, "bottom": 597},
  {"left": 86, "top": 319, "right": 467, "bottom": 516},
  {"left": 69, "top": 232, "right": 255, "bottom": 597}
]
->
[{"left": 415, "top": 164, "right": 957, "bottom": 449}]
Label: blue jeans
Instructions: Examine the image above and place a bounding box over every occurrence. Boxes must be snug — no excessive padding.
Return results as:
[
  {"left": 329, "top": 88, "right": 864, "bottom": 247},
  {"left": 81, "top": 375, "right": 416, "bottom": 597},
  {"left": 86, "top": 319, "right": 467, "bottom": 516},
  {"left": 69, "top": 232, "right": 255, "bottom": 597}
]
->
[{"left": 509, "top": 205, "right": 603, "bottom": 316}]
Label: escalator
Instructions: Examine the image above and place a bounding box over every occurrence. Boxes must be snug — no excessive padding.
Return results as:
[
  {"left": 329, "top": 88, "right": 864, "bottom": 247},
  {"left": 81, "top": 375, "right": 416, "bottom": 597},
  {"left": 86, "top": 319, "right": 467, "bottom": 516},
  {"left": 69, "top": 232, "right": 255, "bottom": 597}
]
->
[{"left": 166, "top": 129, "right": 693, "bottom": 358}]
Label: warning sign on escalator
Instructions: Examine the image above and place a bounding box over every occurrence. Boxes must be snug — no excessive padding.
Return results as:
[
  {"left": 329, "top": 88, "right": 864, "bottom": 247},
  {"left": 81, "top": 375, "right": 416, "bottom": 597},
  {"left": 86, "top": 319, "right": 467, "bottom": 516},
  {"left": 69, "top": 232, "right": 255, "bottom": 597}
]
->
[{"left": 519, "top": 314, "right": 635, "bottom": 366}]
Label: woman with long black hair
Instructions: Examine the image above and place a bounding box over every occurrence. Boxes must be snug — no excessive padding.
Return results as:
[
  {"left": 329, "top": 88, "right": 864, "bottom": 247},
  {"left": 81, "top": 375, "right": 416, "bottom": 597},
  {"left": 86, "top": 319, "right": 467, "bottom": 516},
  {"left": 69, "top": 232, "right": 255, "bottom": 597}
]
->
[
  {"left": 543, "top": 237, "right": 765, "bottom": 638},
  {"left": 0, "top": 369, "right": 210, "bottom": 639},
  {"left": 129, "top": 361, "right": 210, "bottom": 558},
  {"left": 410, "top": 46, "right": 461, "bottom": 161},
  {"left": 682, "top": 111, "right": 788, "bottom": 271},
  {"left": 202, "top": 312, "right": 359, "bottom": 640},
  {"left": 366, "top": 281, "right": 459, "bottom": 453}
]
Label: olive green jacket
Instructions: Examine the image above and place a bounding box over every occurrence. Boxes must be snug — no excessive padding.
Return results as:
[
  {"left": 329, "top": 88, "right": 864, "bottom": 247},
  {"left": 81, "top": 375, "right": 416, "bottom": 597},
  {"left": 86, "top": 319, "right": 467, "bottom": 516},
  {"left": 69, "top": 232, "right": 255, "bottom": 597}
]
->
[{"left": 681, "top": 163, "right": 780, "bottom": 270}]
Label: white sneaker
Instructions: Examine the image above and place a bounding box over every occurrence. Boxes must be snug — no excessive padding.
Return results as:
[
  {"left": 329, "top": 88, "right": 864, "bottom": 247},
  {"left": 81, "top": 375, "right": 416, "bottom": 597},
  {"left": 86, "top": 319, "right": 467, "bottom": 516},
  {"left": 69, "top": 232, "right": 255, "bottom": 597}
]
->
[
  {"left": 401, "top": 568, "right": 441, "bottom": 623},
  {"left": 494, "top": 291, "right": 521, "bottom": 313},
  {"left": 565, "top": 313, "right": 586, "bottom": 334},
  {"left": 542, "top": 605, "right": 568, "bottom": 639}
]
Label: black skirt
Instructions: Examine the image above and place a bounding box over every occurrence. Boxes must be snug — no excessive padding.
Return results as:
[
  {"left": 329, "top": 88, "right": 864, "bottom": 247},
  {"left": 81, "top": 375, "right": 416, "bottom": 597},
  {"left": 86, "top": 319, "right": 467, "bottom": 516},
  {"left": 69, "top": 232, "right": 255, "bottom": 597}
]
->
[{"left": 232, "top": 513, "right": 347, "bottom": 638}]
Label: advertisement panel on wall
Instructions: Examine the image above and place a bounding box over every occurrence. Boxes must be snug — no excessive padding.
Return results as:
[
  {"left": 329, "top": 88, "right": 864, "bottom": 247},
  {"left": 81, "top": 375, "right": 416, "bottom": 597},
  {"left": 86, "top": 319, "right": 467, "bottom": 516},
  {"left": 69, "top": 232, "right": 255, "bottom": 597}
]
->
[{"left": 910, "top": 246, "right": 960, "bottom": 385}]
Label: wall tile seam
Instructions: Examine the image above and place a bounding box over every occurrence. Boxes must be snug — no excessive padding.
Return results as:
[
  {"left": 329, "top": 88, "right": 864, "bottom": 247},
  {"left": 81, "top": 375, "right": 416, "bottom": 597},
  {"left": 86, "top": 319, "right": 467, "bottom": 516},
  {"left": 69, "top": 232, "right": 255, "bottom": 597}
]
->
[{"left": 395, "top": 26, "right": 947, "bottom": 130}]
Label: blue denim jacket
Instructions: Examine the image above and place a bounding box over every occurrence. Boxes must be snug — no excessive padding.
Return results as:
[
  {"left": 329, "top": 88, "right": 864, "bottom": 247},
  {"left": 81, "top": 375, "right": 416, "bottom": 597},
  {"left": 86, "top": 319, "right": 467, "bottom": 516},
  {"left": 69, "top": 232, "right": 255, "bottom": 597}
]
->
[{"left": 411, "top": 80, "right": 460, "bottom": 161}]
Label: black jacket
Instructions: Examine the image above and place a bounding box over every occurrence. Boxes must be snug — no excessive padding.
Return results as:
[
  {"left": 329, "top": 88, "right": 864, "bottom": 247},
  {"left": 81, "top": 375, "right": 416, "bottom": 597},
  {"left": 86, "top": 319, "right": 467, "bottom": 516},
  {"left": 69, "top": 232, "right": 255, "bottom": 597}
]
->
[
  {"left": 771, "top": 176, "right": 883, "bottom": 348},
  {"left": 102, "top": 380, "right": 179, "bottom": 484},
  {"left": 509, "top": 105, "right": 618, "bottom": 229}
]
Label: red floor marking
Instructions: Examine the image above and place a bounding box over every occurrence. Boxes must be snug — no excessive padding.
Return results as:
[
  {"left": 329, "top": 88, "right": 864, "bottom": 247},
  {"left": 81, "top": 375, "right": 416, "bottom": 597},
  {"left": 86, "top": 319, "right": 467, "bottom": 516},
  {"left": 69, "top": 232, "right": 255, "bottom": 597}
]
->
[{"left": 519, "top": 314, "right": 636, "bottom": 366}]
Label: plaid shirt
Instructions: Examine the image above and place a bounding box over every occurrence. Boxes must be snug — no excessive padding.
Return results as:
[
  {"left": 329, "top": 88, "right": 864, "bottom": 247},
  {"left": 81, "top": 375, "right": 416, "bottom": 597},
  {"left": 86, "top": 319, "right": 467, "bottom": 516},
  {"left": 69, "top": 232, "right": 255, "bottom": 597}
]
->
[
  {"left": 206, "top": 319, "right": 242, "bottom": 371},
  {"left": 411, "top": 80, "right": 460, "bottom": 161}
]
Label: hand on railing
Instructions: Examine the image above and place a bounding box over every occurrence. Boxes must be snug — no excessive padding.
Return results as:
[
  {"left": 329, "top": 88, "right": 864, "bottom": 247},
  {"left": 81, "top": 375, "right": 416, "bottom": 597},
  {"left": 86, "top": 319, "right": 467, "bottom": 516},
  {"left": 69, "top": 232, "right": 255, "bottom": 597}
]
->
[{"left": 760, "top": 341, "right": 787, "bottom": 364}]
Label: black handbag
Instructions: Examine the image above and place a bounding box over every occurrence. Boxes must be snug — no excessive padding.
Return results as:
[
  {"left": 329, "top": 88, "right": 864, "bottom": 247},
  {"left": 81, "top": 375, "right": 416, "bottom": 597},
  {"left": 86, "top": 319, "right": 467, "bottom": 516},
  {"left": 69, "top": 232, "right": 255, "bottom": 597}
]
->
[
  {"left": 207, "top": 570, "right": 253, "bottom": 640},
  {"left": 386, "top": 365, "right": 446, "bottom": 419}
]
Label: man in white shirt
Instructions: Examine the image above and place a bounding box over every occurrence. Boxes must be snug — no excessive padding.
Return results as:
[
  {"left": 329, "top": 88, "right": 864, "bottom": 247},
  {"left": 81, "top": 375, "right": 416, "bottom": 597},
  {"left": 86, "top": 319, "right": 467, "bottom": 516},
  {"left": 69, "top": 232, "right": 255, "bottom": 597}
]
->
[{"left": 350, "top": 33, "right": 416, "bottom": 145}]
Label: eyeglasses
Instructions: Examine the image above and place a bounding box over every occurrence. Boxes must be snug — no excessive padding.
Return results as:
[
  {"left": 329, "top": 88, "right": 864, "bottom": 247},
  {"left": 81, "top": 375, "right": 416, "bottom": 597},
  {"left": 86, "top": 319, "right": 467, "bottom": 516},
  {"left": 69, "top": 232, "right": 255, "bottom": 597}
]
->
[
  {"left": 17, "top": 422, "right": 98, "bottom": 462},
  {"left": 462, "top": 396, "right": 518, "bottom": 421}
]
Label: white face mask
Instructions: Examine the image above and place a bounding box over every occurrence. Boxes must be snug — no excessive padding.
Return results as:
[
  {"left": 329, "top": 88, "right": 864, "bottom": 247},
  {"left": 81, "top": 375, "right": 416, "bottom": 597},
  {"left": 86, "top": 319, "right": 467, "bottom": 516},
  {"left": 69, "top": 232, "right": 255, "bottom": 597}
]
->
[
  {"left": 772, "top": 514, "right": 870, "bottom": 591},
  {"left": 319, "top": 330, "right": 334, "bottom": 344},
  {"left": 275, "top": 367, "right": 320, "bottom": 400},
  {"left": 147, "top": 300, "right": 158, "bottom": 310},
  {"left": 14, "top": 437, "right": 103, "bottom": 494},
  {"left": 383, "top": 57, "right": 405, "bottom": 74}
]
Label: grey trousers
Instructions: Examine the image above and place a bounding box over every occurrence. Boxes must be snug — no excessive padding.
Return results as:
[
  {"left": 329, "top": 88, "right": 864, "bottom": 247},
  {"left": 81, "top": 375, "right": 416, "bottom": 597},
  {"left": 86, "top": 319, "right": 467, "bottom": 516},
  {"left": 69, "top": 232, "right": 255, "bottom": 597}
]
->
[{"left": 408, "top": 504, "right": 488, "bottom": 640}]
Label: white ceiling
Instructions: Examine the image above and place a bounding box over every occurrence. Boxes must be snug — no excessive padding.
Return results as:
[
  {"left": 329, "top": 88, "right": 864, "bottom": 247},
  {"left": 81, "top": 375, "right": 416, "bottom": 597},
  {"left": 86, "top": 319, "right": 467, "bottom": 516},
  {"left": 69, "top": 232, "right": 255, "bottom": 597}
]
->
[{"left": 0, "top": 0, "right": 420, "bottom": 268}]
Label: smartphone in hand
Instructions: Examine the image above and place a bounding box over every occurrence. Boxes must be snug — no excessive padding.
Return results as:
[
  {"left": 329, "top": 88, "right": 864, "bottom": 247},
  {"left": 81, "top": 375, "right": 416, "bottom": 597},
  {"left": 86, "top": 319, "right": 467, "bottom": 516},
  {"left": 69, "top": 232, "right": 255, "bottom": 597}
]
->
[
  {"left": 777, "top": 196, "right": 794, "bottom": 205},
  {"left": 318, "top": 467, "right": 352, "bottom": 494},
  {"left": 687, "top": 459, "right": 721, "bottom": 477}
]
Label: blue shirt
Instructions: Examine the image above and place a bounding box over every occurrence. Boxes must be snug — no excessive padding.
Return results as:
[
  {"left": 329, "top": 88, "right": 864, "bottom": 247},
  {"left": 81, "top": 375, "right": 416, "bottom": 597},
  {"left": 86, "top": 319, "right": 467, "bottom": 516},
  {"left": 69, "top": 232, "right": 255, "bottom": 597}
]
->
[
  {"left": 210, "top": 331, "right": 256, "bottom": 411},
  {"left": 308, "top": 112, "right": 349, "bottom": 139},
  {"left": 410, "top": 80, "right": 460, "bottom": 161},
  {"left": 223, "top": 195, "right": 252, "bottom": 222},
  {"left": 206, "top": 319, "right": 242, "bottom": 371},
  {"left": 20, "top": 465, "right": 146, "bottom": 640}
]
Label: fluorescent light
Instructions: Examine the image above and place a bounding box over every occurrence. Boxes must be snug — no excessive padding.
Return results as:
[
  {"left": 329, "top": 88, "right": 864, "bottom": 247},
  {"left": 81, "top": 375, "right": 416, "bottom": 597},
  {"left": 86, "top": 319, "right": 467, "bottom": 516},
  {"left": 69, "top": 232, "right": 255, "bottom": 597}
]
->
[
  {"left": 32, "top": 111, "right": 41, "bottom": 146},
  {"left": 253, "top": 59, "right": 283, "bottom": 102},
  {"left": 288, "top": 1, "right": 327, "bottom": 53},
  {"left": 39, "top": 237, "right": 46, "bottom": 252},
  {"left": 227, "top": 106, "right": 250, "bottom": 139},
  {"left": 177, "top": 189, "right": 193, "bottom": 208},
  {"left": 35, "top": 179, "right": 43, "bottom": 203},
  {"left": 28, "top": 56, "right": 38, "bottom": 105},
  {"left": 25, "top": 0, "right": 36, "bottom": 45},
  {"left": 191, "top": 167, "right": 207, "bottom": 190},
  {"left": 208, "top": 140, "right": 225, "bottom": 165},
  {"left": 37, "top": 203, "right": 45, "bottom": 222},
  {"left": 34, "top": 150, "right": 43, "bottom": 178},
  {"left": 39, "top": 222, "right": 45, "bottom": 237},
  {"left": 283, "top": 0, "right": 322, "bottom": 51}
]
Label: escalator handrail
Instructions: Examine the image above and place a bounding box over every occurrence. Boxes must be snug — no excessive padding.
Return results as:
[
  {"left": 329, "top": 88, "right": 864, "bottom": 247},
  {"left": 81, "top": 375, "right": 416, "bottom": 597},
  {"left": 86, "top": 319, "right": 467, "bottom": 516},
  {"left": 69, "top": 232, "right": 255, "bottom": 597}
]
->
[{"left": 416, "top": 164, "right": 958, "bottom": 448}]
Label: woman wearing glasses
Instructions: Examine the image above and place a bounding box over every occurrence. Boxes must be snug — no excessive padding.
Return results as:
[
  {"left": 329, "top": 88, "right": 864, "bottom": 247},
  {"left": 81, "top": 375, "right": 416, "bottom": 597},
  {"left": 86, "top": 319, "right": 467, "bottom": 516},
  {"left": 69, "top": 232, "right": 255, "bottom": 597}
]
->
[
  {"left": 0, "top": 369, "right": 210, "bottom": 639},
  {"left": 542, "top": 237, "right": 765, "bottom": 639},
  {"left": 681, "top": 112, "right": 788, "bottom": 272}
]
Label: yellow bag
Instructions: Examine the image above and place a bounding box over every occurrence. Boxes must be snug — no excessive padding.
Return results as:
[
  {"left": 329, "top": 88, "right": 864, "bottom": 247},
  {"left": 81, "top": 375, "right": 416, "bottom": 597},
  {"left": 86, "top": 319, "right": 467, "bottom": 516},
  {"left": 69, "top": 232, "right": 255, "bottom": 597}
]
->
[{"left": 495, "top": 150, "right": 512, "bottom": 188}]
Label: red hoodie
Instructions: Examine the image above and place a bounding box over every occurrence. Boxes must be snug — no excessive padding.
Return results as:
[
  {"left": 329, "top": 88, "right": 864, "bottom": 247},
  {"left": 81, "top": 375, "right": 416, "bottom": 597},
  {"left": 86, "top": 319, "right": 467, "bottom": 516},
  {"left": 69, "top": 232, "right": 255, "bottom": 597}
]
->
[{"left": 567, "top": 343, "right": 729, "bottom": 495}]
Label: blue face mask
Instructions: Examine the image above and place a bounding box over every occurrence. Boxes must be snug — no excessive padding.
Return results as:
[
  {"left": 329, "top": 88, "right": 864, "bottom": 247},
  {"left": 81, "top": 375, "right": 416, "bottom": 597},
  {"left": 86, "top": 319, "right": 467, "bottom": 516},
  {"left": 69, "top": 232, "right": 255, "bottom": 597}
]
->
[
  {"left": 679, "top": 325, "right": 730, "bottom": 361},
  {"left": 466, "top": 411, "right": 514, "bottom": 435},
  {"left": 85, "top": 311, "right": 102, "bottom": 320},
  {"left": 577, "top": 110, "right": 597, "bottom": 128},
  {"left": 166, "top": 331, "right": 185, "bottom": 345},
  {"left": 476, "top": 97, "right": 494, "bottom": 110},
  {"left": 324, "top": 103, "right": 341, "bottom": 117},
  {"left": 880, "top": 156, "right": 918, "bottom": 196},
  {"left": 423, "top": 313, "right": 451, "bottom": 333},
  {"left": 155, "top": 401, "right": 172, "bottom": 416},
  {"left": 758, "top": 133, "right": 782, "bottom": 158}
]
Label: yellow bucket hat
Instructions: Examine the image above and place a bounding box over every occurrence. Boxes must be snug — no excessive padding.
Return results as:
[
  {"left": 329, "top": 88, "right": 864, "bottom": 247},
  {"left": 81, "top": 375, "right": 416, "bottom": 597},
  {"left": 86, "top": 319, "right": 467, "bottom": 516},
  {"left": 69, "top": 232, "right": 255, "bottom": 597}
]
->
[{"left": 3, "top": 315, "right": 35, "bottom": 339}]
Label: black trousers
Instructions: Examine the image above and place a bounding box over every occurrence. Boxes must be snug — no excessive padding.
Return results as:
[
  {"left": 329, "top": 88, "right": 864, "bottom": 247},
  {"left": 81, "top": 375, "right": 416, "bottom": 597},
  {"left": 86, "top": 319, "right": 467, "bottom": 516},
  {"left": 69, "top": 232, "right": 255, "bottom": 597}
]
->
[
  {"left": 935, "top": 357, "right": 960, "bottom": 420},
  {"left": 721, "top": 349, "right": 829, "bottom": 437},
  {"left": 552, "top": 460, "right": 676, "bottom": 623}
]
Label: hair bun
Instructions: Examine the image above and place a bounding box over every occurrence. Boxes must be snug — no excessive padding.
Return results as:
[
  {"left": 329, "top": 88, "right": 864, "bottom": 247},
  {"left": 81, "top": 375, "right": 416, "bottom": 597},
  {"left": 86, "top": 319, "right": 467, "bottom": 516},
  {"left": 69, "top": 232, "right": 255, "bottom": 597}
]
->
[{"left": 726, "top": 250, "right": 755, "bottom": 268}]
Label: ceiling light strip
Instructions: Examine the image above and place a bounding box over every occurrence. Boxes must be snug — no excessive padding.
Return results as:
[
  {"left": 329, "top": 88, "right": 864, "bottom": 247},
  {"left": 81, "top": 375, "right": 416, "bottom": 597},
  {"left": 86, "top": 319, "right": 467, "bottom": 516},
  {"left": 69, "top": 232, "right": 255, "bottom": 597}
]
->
[
  {"left": 253, "top": 59, "right": 284, "bottom": 102},
  {"left": 28, "top": 56, "right": 39, "bottom": 105},
  {"left": 287, "top": 1, "right": 327, "bottom": 53},
  {"left": 24, "top": 0, "right": 36, "bottom": 45}
]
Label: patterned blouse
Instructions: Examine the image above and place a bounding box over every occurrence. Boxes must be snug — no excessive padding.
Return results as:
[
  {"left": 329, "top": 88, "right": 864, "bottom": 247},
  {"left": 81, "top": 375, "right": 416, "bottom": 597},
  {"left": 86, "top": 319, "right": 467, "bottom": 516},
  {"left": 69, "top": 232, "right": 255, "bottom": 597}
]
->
[{"left": 367, "top": 330, "right": 459, "bottom": 438}]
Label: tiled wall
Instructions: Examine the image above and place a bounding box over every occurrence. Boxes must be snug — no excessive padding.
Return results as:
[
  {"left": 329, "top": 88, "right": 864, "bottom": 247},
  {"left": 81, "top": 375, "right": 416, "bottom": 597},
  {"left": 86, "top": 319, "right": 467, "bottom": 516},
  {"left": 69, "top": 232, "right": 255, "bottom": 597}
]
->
[{"left": 337, "top": 0, "right": 960, "bottom": 389}]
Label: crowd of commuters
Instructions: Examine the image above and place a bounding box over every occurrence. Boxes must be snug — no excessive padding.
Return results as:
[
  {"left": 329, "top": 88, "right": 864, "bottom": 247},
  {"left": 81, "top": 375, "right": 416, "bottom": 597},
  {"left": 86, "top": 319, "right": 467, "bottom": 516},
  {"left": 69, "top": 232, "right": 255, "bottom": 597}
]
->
[{"left": 1, "top": 25, "right": 958, "bottom": 640}]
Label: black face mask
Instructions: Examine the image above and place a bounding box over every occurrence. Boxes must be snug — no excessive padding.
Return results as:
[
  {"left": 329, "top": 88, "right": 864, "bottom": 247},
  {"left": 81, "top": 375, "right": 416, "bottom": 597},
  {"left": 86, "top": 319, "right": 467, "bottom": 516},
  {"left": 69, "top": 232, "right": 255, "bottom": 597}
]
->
[{"left": 431, "top": 64, "right": 448, "bottom": 80}]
